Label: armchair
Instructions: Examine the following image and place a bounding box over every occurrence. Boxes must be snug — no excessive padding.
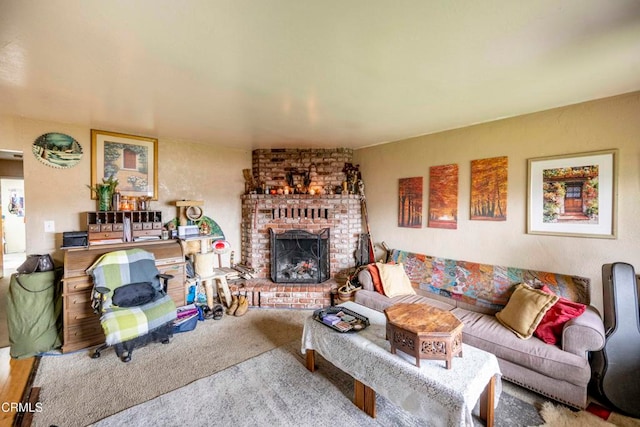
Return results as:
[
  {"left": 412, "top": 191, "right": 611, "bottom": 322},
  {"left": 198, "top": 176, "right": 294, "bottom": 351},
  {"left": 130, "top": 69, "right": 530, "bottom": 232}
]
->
[{"left": 87, "top": 248, "right": 177, "bottom": 362}]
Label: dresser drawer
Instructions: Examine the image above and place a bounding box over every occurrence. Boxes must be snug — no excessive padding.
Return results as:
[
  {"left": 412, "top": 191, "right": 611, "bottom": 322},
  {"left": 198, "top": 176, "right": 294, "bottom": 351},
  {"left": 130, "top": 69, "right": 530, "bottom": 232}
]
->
[
  {"left": 133, "top": 229, "right": 162, "bottom": 238},
  {"left": 63, "top": 276, "right": 93, "bottom": 294},
  {"left": 63, "top": 320, "right": 104, "bottom": 353},
  {"left": 64, "top": 293, "right": 95, "bottom": 324},
  {"left": 89, "top": 231, "right": 123, "bottom": 240},
  {"left": 157, "top": 263, "right": 185, "bottom": 277}
]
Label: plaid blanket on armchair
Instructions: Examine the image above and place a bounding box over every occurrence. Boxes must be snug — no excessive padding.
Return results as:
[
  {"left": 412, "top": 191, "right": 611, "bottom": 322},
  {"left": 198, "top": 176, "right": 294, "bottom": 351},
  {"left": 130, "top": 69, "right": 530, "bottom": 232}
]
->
[{"left": 87, "top": 249, "right": 177, "bottom": 346}]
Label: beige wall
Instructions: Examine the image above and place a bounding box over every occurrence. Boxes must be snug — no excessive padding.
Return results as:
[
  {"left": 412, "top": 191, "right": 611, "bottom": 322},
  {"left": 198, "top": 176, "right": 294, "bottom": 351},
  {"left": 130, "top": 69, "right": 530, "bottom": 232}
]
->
[
  {"left": 2, "top": 92, "right": 638, "bottom": 311},
  {"left": 353, "top": 92, "right": 640, "bottom": 313},
  {"left": 0, "top": 116, "right": 250, "bottom": 266}
]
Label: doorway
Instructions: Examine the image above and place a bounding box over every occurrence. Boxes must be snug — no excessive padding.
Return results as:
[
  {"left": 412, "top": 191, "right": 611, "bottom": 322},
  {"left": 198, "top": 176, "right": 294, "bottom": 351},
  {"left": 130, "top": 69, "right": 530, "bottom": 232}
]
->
[{"left": 0, "top": 150, "right": 26, "bottom": 277}]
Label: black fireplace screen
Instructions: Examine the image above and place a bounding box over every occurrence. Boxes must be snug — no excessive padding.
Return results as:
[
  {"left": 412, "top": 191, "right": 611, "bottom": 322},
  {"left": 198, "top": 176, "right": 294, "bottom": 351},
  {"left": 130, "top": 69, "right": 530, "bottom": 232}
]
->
[{"left": 269, "top": 228, "right": 330, "bottom": 283}]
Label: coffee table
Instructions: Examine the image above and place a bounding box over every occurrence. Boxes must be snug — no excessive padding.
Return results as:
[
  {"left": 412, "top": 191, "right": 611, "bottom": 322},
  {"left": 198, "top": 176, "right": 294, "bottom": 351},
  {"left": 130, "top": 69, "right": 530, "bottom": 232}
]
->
[
  {"left": 302, "top": 301, "right": 501, "bottom": 427},
  {"left": 385, "top": 303, "right": 463, "bottom": 369}
]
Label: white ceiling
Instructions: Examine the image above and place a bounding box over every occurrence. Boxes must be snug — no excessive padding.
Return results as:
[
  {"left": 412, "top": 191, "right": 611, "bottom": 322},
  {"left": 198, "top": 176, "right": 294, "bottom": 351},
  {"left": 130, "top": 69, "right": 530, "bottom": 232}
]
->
[{"left": 1, "top": 0, "right": 639, "bottom": 150}]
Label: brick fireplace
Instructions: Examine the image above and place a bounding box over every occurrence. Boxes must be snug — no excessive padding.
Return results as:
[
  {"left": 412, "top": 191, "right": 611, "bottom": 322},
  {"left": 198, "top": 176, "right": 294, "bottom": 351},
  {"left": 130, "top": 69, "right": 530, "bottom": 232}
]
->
[{"left": 238, "top": 148, "right": 363, "bottom": 309}]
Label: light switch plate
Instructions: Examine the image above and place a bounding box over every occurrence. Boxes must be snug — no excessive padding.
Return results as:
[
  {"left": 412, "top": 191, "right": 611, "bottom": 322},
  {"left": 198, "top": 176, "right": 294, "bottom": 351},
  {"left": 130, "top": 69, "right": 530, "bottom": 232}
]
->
[{"left": 44, "top": 220, "right": 55, "bottom": 233}]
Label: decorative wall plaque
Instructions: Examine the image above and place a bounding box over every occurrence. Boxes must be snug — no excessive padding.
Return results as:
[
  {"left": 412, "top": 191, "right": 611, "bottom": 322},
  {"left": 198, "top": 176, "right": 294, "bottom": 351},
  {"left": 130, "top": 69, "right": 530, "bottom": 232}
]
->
[{"left": 32, "top": 132, "right": 83, "bottom": 168}]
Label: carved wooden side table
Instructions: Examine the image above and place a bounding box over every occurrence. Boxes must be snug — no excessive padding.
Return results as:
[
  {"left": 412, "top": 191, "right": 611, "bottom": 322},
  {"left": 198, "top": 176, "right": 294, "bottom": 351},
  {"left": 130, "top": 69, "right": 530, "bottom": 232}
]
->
[{"left": 384, "top": 303, "right": 463, "bottom": 369}]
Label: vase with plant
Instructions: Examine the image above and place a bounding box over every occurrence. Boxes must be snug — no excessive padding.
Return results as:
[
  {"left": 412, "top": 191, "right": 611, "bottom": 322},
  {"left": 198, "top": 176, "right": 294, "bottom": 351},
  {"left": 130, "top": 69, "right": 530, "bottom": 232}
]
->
[{"left": 88, "top": 176, "right": 119, "bottom": 211}]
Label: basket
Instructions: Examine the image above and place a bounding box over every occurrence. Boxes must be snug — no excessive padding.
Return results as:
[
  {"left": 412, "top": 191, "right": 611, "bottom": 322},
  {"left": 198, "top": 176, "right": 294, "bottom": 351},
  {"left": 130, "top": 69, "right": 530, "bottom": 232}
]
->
[{"left": 337, "top": 284, "right": 361, "bottom": 302}]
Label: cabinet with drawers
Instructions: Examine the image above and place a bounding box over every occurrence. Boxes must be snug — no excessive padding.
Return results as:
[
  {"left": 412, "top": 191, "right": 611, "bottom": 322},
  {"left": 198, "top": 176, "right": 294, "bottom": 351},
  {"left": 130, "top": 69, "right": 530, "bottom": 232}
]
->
[
  {"left": 62, "top": 240, "right": 186, "bottom": 353},
  {"left": 86, "top": 210, "right": 163, "bottom": 243}
]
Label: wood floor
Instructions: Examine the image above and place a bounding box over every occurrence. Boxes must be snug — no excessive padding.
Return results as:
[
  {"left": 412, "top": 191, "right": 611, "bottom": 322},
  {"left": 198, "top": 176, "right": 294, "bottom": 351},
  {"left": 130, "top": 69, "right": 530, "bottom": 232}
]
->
[{"left": 0, "top": 347, "right": 35, "bottom": 427}]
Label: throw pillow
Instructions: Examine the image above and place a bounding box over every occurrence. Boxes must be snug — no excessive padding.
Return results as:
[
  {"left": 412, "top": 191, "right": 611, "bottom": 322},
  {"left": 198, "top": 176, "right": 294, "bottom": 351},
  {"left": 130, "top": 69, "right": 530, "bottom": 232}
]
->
[
  {"left": 112, "top": 282, "right": 157, "bottom": 307},
  {"left": 367, "top": 263, "right": 385, "bottom": 295},
  {"left": 496, "top": 283, "right": 559, "bottom": 339},
  {"left": 376, "top": 263, "right": 416, "bottom": 298},
  {"left": 534, "top": 285, "right": 587, "bottom": 344}
]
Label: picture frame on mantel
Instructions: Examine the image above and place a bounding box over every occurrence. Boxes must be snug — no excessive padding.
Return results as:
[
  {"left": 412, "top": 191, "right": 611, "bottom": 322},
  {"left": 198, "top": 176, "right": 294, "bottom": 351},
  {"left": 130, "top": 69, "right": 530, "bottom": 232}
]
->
[
  {"left": 91, "top": 129, "right": 159, "bottom": 200},
  {"left": 527, "top": 149, "right": 617, "bottom": 239}
]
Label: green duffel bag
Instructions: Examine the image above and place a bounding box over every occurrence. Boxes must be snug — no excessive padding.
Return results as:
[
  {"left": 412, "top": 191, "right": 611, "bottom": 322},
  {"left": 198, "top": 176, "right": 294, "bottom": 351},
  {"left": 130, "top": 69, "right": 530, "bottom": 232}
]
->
[{"left": 6, "top": 270, "right": 62, "bottom": 358}]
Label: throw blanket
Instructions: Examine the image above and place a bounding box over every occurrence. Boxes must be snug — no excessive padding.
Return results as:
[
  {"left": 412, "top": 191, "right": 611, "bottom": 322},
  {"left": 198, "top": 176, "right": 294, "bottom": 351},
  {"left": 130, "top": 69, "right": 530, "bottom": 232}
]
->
[
  {"left": 87, "top": 249, "right": 162, "bottom": 296},
  {"left": 87, "top": 249, "right": 177, "bottom": 345},
  {"left": 388, "top": 249, "right": 590, "bottom": 312}
]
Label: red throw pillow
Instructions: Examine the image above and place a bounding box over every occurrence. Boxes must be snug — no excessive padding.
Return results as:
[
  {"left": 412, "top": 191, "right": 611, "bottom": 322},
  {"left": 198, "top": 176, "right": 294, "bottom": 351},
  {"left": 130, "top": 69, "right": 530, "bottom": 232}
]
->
[
  {"left": 534, "top": 285, "right": 586, "bottom": 344},
  {"left": 367, "top": 263, "right": 385, "bottom": 295}
]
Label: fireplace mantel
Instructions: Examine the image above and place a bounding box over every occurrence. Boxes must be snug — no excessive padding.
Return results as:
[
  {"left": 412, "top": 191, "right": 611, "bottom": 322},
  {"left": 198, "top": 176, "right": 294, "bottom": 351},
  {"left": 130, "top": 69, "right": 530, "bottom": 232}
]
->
[{"left": 241, "top": 193, "right": 362, "bottom": 281}]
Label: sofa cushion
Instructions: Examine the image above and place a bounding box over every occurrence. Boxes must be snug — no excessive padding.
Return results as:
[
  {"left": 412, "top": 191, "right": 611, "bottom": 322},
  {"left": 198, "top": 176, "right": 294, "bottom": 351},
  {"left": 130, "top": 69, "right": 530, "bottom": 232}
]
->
[
  {"left": 534, "top": 285, "right": 587, "bottom": 345},
  {"left": 495, "top": 284, "right": 559, "bottom": 339},
  {"left": 376, "top": 262, "right": 416, "bottom": 298},
  {"left": 357, "top": 268, "right": 374, "bottom": 291},
  {"left": 453, "top": 307, "right": 591, "bottom": 387},
  {"left": 354, "top": 289, "right": 455, "bottom": 313}
]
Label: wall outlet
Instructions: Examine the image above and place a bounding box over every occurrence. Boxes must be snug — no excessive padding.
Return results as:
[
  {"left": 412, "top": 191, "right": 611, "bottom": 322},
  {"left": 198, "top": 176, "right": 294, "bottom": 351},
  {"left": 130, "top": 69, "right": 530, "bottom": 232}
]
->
[{"left": 44, "top": 220, "right": 55, "bottom": 233}]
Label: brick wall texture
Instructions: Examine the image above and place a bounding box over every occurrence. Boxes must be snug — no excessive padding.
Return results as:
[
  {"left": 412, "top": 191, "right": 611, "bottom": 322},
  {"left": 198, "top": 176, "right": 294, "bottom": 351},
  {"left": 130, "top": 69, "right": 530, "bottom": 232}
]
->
[
  {"left": 242, "top": 148, "right": 362, "bottom": 284},
  {"left": 252, "top": 148, "right": 354, "bottom": 192}
]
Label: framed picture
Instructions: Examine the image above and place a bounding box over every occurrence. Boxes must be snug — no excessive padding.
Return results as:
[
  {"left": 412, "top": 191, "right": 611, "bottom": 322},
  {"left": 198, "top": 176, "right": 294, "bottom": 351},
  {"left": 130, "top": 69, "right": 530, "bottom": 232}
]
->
[
  {"left": 527, "top": 149, "right": 617, "bottom": 238},
  {"left": 398, "top": 177, "right": 423, "bottom": 228},
  {"left": 470, "top": 156, "right": 507, "bottom": 221},
  {"left": 91, "top": 130, "right": 158, "bottom": 200},
  {"left": 428, "top": 164, "right": 458, "bottom": 229}
]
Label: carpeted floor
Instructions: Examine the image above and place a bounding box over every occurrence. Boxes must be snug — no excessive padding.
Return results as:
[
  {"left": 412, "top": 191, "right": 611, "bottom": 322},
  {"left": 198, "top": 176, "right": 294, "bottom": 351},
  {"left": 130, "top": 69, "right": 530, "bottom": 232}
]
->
[
  {"left": 93, "top": 340, "right": 544, "bottom": 427},
  {"left": 26, "top": 305, "right": 640, "bottom": 427},
  {"left": 31, "top": 308, "right": 313, "bottom": 427},
  {"left": 31, "top": 307, "right": 549, "bottom": 427}
]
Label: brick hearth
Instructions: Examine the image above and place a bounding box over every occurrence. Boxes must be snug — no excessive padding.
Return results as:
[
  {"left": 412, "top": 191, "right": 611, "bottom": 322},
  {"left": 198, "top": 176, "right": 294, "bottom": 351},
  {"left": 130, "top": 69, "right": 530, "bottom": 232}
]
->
[{"left": 230, "top": 278, "right": 337, "bottom": 309}]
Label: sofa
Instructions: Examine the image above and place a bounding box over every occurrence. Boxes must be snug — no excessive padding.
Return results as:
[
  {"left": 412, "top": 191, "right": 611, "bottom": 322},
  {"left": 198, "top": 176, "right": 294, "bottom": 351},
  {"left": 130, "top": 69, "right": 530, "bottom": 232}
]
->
[{"left": 353, "top": 248, "right": 606, "bottom": 409}]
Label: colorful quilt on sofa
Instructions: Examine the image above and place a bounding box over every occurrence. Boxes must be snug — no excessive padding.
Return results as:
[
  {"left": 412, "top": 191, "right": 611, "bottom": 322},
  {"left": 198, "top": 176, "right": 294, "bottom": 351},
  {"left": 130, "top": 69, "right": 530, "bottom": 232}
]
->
[{"left": 388, "top": 249, "right": 590, "bottom": 312}]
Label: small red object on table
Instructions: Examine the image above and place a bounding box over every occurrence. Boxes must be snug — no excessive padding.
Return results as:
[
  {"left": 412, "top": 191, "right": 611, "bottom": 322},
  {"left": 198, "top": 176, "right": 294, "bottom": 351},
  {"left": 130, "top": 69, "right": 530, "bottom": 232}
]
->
[{"left": 384, "top": 303, "right": 463, "bottom": 369}]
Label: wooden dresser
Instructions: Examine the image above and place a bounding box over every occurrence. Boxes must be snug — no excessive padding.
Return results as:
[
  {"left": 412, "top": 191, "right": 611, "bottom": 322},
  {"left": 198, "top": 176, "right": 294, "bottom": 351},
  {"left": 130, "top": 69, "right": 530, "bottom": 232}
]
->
[{"left": 62, "top": 240, "right": 186, "bottom": 353}]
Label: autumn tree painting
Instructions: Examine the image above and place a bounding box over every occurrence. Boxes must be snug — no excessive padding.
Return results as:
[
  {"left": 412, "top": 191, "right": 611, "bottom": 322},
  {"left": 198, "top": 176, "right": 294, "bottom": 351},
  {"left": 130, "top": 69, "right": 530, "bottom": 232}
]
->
[
  {"left": 470, "top": 156, "right": 508, "bottom": 221},
  {"left": 398, "top": 177, "right": 423, "bottom": 228},
  {"left": 428, "top": 164, "right": 458, "bottom": 229}
]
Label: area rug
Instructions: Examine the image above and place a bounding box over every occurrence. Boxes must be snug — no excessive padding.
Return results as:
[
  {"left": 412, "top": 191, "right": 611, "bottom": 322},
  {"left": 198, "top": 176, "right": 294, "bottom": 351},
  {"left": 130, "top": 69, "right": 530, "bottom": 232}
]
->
[
  {"left": 537, "top": 401, "right": 640, "bottom": 427},
  {"left": 93, "top": 340, "right": 543, "bottom": 427},
  {"left": 31, "top": 308, "right": 313, "bottom": 427}
]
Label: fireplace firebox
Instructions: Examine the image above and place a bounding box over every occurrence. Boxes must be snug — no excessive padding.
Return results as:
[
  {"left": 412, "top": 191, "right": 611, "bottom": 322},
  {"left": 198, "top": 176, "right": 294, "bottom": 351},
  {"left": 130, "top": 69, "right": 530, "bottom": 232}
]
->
[{"left": 270, "top": 228, "right": 330, "bottom": 283}]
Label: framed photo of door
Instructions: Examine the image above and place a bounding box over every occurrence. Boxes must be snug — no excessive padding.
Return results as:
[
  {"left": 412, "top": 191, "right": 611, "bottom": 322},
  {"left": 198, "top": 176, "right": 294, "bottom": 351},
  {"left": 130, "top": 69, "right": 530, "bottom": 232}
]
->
[
  {"left": 91, "top": 130, "right": 158, "bottom": 200},
  {"left": 527, "top": 149, "right": 617, "bottom": 238}
]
